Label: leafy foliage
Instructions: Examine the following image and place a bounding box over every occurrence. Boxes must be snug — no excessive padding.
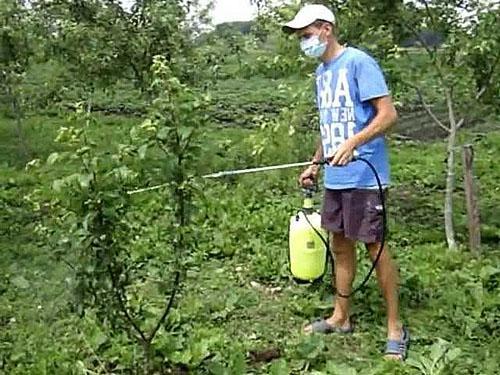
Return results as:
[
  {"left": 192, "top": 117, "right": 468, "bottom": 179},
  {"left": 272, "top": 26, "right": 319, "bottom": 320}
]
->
[{"left": 0, "top": 0, "right": 499, "bottom": 373}]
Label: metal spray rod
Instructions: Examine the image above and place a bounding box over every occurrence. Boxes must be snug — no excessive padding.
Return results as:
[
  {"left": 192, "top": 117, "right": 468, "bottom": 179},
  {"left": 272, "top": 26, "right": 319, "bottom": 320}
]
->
[
  {"left": 127, "top": 160, "right": 325, "bottom": 195},
  {"left": 201, "top": 161, "right": 315, "bottom": 178}
]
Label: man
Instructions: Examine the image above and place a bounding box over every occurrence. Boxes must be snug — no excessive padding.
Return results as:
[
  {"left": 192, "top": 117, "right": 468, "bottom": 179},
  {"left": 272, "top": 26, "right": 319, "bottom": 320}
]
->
[{"left": 282, "top": 4, "right": 410, "bottom": 360}]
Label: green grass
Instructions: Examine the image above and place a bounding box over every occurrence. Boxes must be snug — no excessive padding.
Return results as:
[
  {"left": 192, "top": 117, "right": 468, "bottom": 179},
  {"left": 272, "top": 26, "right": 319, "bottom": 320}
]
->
[{"left": 1, "top": 111, "right": 499, "bottom": 373}]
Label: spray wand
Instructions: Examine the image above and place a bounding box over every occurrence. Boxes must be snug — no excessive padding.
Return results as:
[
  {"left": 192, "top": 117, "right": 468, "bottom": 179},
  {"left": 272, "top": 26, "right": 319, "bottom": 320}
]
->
[
  {"left": 127, "top": 160, "right": 326, "bottom": 195},
  {"left": 126, "top": 157, "right": 386, "bottom": 299}
]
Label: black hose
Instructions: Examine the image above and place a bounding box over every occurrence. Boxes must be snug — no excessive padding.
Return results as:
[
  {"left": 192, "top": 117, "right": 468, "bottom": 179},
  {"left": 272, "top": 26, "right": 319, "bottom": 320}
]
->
[{"left": 301, "top": 157, "right": 387, "bottom": 298}]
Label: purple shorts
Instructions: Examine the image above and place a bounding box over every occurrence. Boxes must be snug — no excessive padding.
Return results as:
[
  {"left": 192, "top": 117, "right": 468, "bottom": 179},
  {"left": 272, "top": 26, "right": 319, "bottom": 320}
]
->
[{"left": 321, "top": 188, "right": 386, "bottom": 244}]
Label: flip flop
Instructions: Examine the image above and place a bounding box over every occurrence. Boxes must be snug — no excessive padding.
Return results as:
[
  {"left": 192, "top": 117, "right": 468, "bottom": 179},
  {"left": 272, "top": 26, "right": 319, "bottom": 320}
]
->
[
  {"left": 385, "top": 326, "right": 410, "bottom": 360},
  {"left": 305, "top": 318, "right": 354, "bottom": 334}
]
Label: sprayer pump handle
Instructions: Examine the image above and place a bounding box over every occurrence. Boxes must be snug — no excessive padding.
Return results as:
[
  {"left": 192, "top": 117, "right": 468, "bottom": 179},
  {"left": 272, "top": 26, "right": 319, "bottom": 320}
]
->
[
  {"left": 314, "top": 156, "right": 358, "bottom": 166},
  {"left": 312, "top": 159, "right": 327, "bottom": 165},
  {"left": 302, "top": 185, "right": 317, "bottom": 196}
]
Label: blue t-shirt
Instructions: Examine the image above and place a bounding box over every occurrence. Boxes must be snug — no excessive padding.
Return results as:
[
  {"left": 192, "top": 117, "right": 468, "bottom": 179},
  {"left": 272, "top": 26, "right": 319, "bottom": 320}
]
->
[{"left": 315, "top": 46, "right": 390, "bottom": 189}]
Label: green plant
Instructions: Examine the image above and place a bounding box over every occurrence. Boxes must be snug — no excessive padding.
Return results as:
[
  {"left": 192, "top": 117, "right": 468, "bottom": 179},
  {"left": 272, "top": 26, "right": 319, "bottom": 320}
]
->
[
  {"left": 26, "top": 54, "right": 210, "bottom": 373},
  {"left": 407, "top": 338, "right": 461, "bottom": 375},
  {"left": 0, "top": 0, "right": 35, "bottom": 161}
]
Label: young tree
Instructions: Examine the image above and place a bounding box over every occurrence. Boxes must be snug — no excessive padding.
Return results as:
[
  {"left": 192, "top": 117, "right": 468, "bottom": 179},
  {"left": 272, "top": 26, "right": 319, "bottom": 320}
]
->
[
  {"left": 34, "top": 55, "right": 210, "bottom": 373},
  {"left": 0, "top": 1, "right": 34, "bottom": 161},
  {"left": 397, "top": 0, "right": 499, "bottom": 250}
]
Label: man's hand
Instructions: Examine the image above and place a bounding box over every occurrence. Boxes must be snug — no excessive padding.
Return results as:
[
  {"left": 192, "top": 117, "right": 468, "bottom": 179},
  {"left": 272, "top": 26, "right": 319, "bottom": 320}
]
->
[
  {"left": 298, "top": 165, "right": 319, "bottom": 187},
  {"left": 329, "top": 139, "right": 356, "bottom": 166}
]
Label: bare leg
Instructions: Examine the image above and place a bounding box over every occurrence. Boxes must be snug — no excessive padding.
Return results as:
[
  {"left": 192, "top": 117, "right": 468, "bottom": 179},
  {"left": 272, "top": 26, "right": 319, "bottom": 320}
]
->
[
  {"left": 304, "top": 232, "right": 355, "bottom": 332},
  {"left": 366, "top": 242, "right": 403, "bottom": 358}
]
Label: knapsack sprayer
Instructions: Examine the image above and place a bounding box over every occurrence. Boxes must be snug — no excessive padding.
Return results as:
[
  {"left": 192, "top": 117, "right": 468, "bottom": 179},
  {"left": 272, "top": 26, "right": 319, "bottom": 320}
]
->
[
  {"left": 289, "top": 186, "right": 328, "bottom": 282},
  {"left": 127, "top": 157, "right": 386, "bottom": 298}
]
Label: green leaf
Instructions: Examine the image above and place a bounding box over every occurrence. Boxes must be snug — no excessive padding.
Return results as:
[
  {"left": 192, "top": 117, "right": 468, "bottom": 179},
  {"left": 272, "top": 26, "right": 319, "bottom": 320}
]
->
[
  {"left": 296, "top": 335, "right": 325, "bottom": 360},
  {"left": 89, "top": 331, "right": 107, "bottom": 349},
  {"left": 79, "top": 174, "right": 93, "bottom": 189},
  {"left": 446, "top": 347, "right": 462, "bottom": 362},
  {"left": 47, "top": 152, "right": 60, "bottom": 165},
  {"left": 421, "top": 357, "right": 434, "bottom": 373},
  {"left": 112, "top": 166, "right": 135, "bottom": 181},
  {"left": 324, "top": 362, "right": 357, "bottom": 375},
  {"left": 77, "top": 146, "right": 91, "bottom": 156},
  {"left": 269, "top": 359, "right": 289, "bottom": 375},
  {"left": 191, "top": 339, "right": 211, "bottom": 364},
  {"left": 480, "top": 265, "right": 500, "bottom": 280},
  {"left": 157, "top": 127, "right": 170, "bottom": 140},
  {"left": 140, "top": 119, "right": 152, "bottom": 129},
  {"left": 138, "top": 144, "right": 148, "bottom": 159},
  {"left": 52, "top": 179, "right": 65, "bottom": 192},
  {"left": 207, "top": 362, "right": 227, "bottom": 375},
  {"left": 25, "top": 159, "right": 41, "bottom": 170},
  {"left": 178, "top": 126, "right": 193, "bottom": 141},
  {"left": 170, "top": 350, "right": 192, "bottom": 365},
  {"left": 11, "top": 351, "right": 25, "bottom": 362},
  {"left": 11, "top": 275, "right": 29, "bottom": 289},
  {"left": 406, "top": 358, "right": 427, "bottom": 373},
  {"left": 228, "top": 350, "right": 246, "bottom": 374}
]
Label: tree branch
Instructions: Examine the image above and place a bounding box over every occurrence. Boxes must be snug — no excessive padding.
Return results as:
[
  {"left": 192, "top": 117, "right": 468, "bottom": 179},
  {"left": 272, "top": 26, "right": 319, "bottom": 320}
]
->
[
  {"left": 445, "top": 88, "right": 458, "bottom": 131},
  {"left": 157, "top": 140, "right": 170, "bottom": 157},
  {"left": 108, "top": 264, "right": 148, "bottom": 344},
  {"left": 408, "top": 83, "right": 450, "bottom": 133},
  {"left": 456, "top": 79, "right": 494, "bottom": 130},
  {"left": 61, "top": 258, "right": 76, "bottom": 270},
  {"left": 390, "top": 133, "right": 413, "bottom": 141},
  {"left": 147, "top": 271, "right": 180, "bottom": 343}
]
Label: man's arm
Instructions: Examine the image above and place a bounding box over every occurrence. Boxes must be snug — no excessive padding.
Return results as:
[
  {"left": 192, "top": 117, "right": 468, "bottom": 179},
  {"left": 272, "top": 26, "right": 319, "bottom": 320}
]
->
[
  {"left": 312, "top": 137, "right": 323, "bottom": 164},
  {"left": 298, "top": 137, "right": 323, "bottom": 187},
  {"left": 350, "top": 96, "right": 398, "bottom": 147},
  {"left": 330, "top": 96, "right": 397, "bottom": 166}
]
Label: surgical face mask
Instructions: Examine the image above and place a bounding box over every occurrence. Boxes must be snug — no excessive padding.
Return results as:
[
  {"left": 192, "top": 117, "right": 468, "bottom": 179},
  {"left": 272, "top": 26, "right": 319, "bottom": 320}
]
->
[{"left": 300, "top": 33, "right": 327, "bottom": 58}]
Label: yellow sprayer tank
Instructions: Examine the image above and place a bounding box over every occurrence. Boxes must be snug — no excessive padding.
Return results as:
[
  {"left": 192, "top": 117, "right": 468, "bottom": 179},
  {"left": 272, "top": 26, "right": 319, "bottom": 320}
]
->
[{"left": 289, "top": 196, "right": 327, "bottom": 282}]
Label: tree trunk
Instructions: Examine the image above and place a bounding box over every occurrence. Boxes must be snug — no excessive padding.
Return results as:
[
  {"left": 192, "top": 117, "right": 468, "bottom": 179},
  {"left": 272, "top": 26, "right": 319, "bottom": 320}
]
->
[
  {"left": 444, "top": 89, "right": 457, "bottom": 250},
  {"left": 462, "top": 145, "right": 481, "bottom": 255}
]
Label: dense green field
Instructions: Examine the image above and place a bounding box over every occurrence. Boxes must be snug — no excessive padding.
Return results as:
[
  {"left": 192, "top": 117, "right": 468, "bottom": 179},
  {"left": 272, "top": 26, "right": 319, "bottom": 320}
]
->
[
  {"left": 1, "top": 102, "right": 499, "bottom": 373},
  {"left": 1, "top": 0, "right": 499, "bottom": 373}
]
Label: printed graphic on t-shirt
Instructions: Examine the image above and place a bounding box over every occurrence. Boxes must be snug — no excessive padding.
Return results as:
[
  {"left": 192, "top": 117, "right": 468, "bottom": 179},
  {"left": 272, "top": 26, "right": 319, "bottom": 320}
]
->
[
  {"left": 315, "top": 47, "right": 391, "bottom": 189},
  {"left": 317, "top": 68, "right": 355, "bottom": 158}
]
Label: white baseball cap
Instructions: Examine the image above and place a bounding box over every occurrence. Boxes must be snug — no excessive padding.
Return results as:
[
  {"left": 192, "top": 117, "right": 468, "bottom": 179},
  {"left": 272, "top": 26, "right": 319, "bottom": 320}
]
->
[{"left": 282, "top": 4, "right": 336, "bottom": 34}]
